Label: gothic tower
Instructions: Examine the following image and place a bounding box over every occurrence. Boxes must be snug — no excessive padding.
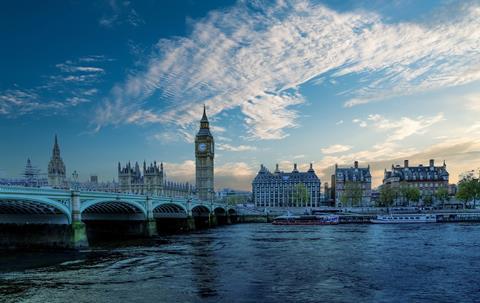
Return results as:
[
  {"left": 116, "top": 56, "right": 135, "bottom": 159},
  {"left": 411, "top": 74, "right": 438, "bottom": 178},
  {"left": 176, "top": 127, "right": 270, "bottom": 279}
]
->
[
  {"left": 195, "top": 105, "right": 214, "bottom": 201},
  {"left": 48, "top": 135, "right": 66, "bottom": 188}
]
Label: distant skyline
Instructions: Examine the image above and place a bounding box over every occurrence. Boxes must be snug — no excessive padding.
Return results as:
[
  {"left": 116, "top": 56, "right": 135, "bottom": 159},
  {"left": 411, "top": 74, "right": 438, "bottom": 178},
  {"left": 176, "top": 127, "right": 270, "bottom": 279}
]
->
[{"left": 1, "top": 0, "right": 480, "bottom": 190}]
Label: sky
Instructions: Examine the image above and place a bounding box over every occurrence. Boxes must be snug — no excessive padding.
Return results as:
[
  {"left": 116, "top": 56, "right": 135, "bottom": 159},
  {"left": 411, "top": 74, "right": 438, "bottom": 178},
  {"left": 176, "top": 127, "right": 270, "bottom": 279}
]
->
[{"left": 1, "top": 0, "right": 480, "bottom": 191}]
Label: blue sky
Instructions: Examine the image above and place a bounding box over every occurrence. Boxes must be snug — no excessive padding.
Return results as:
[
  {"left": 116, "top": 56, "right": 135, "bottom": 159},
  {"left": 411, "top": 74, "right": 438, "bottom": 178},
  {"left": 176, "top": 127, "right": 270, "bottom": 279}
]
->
[{"left": 1, "top": 0, "right": 480, "bottom": 190}]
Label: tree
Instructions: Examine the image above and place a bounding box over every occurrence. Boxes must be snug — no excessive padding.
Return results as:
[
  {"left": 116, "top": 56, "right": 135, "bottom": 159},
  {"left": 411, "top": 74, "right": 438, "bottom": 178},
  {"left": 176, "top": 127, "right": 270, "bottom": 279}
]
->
[
  {"left": 435, "top": 187, "right": 450, "bottom": 207},
  {"left": 423, "top": 195, "right": 433, "bottom": 207},
  {"left": 226, "top": 195, "right": 248, "bottom": 206},
  {"left": 456, "top": 174, "right": 480, "bottom": 208},
  {"left": 405, "top": 187, "right": 421, "bottom": 206},
  {"left": 378, "top": 186, "right": 396, "bottom": 207},
  {"left": 293, "top": 183, "right": 310, "bottom": 207},
  {"left": 340, "top": 181, "right": 363, "bottom": 207},
  {"left": 398, "top": 182, "right": 410, "bottom": 206}
]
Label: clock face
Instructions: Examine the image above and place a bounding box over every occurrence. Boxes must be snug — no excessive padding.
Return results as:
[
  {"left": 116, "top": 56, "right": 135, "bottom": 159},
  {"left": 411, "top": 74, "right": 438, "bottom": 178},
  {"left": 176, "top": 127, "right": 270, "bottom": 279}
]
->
[{"left": 198, "top": 143, "right": 207, "bottom": 152}]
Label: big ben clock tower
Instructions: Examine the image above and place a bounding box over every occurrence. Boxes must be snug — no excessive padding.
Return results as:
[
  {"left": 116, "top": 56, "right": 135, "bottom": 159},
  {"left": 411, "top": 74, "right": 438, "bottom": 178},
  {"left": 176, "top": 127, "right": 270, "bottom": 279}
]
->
[{"left": 195, "top": 105, "right": 214, "bottom": 201}]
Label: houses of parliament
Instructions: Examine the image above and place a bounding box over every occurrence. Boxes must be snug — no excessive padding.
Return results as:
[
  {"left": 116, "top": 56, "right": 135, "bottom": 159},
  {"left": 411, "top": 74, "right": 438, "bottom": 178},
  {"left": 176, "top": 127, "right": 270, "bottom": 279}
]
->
[
  {"left": 118, "top": 106, "right": 215, "bottom": 199},
  {"left": 8, "top": 107, "right": 216, "bottom": 200}
]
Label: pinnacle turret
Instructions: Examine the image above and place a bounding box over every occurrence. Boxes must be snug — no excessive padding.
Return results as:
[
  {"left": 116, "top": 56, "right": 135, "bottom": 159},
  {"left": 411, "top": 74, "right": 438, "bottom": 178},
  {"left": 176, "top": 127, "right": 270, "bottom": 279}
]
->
[
  {"left": 201, "top": 104, "right": 209, "bottom": 124},
  {"left": 48, "top": 134, "right": 66, "bottom": 188}
]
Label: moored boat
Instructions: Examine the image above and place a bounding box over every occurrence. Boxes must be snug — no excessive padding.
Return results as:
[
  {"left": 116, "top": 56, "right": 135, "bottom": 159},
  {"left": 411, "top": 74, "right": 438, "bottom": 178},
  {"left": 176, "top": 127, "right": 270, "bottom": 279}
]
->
[
  {"left": 370, "top": 214, "right": 437, "bottom": 224},
  {"left": 272, "top": 214, "right": 339, "bottom": 225}
]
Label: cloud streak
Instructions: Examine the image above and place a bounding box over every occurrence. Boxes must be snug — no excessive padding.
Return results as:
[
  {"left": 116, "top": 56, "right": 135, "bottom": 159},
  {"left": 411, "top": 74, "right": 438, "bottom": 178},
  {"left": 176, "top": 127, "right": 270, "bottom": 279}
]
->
[
  {"left": 321, "top": 144, "right": 353, "bottom": 154},
  {"left": 94, "top": 0, "right": 480, "bottom": 141}
]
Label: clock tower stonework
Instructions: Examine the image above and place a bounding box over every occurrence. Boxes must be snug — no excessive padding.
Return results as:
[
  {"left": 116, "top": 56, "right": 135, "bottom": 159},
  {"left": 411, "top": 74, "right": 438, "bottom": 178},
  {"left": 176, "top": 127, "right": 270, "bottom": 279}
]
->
[{"left": 195, "top": 106, "right": 214, "bottom": 201}]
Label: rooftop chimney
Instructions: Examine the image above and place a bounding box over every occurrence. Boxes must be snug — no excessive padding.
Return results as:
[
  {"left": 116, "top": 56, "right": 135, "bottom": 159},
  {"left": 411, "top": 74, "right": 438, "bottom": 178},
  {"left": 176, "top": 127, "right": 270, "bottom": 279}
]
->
[
  {"left": 293, "top": 163, "right": 298, "bottom": 172},
  {"left": 404, "top": 160, "right": 409, "bottom": 168},
  {"left": 275, "top": 163, "right": 279, "bottom": 173},
  {"left": 354, "top": 161, "right": 358, "bottom": 168},
  {"left": 429, "top": 159, "right": 434, "bottom": 167}
]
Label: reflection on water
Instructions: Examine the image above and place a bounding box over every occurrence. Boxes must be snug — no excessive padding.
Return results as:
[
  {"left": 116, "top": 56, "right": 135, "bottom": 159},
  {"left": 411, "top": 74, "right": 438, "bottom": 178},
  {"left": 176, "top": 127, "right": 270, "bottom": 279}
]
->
[{"left": 1, "top": 223, "right": 480, "bottom": 303}]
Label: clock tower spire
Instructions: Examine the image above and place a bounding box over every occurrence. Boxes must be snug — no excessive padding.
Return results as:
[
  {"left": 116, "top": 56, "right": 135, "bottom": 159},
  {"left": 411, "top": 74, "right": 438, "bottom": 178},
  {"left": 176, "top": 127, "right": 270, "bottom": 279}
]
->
[{"left": 195, "top": 105, "right": 214, "bottom": 201}]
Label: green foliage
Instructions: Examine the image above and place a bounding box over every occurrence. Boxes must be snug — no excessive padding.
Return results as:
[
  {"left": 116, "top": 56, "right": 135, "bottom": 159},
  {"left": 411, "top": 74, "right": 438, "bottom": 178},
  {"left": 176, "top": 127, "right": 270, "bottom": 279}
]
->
[
  {"left": 378, "top": 186, "right": 395, "bottom": 207},
  {"left": 293, "top": 183, "right": 310, "bottom": 207},
  {"left": 456, "top": 173, "right": 480, "bottom": 208},
  {"left": 435, "top": 187, "right": 449, "bottom": 204},
  {"left": 423, "top": 195, "right": 433, "bottom": 206},
  {"left": 340, "top": 181, "right": 363, "bottom": 207},
  {"left": 398, "top": 182, "right": 409, "bottom": 205},
  {"left": 397, "top": 182, "right": 420, "bottom": 206},
  {"left": 225, "top": 195, "right": 249, "bottom": 206},
  {"left": 405, "top": 187, "right": 421, "bottom": 204}
]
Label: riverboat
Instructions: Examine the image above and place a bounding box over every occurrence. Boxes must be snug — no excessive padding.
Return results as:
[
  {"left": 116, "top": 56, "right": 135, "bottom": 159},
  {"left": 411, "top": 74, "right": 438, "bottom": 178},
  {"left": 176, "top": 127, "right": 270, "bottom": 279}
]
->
[
  {"left": 370, "top": 214, "right": 437, "bottom": 224},
  {"left": 272, "top": 214, "right": 339, "bottom": 225}
]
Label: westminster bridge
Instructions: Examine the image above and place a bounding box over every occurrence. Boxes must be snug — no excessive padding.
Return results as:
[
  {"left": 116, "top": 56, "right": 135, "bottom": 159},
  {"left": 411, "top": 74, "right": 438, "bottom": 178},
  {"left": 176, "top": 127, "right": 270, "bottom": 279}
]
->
[{"left": 0, "top": 186, "right": 239, "bottom": 249}]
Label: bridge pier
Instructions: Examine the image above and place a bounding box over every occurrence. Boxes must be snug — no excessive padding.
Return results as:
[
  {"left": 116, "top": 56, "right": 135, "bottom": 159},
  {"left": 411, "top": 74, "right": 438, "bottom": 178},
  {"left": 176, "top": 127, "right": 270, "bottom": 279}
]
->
[
  {"left": 145, "top": 220, "right": 158, "bottom": 237},
  {"left": 145, "top": 197, "right": 158, "bottom": 237},
  {"left": 186, "top": 217, "right": 196, "bottom": 231},
  {"left": 209, "top": 213, "right": 218, "bottom": 227},
  {"left": 69, "top": 191, "right": 88, "bottom": 249}
]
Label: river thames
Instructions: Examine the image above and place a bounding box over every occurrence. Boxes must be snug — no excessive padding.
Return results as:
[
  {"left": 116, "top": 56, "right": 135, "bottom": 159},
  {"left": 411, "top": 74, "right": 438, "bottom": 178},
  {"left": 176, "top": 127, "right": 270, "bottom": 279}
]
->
[{"left": 1, "top": 223, "right": 479, "bottom": 303}]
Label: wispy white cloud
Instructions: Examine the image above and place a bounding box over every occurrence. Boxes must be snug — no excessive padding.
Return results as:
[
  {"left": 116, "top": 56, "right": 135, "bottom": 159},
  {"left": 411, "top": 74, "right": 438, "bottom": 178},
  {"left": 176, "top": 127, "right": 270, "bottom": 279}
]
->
[
  {"left": 94, "top": 0, "right": 480, "bottom": 141},
  {"left": 217, "top": 143, "right": 257, "bottom": 152},
  {"left": 366, "top": 113, "right": 445, "bottom": 142},
  {"left": 56, "top": 63, "right": 104, "bottom": 74},
  {"left": 465, "top": 93, "right": 480, "bottom": 111},
  {"left": 321, "top": 144, "right": 353, "bottom": 154},
  {"left": 353, "top": 118, "right": 368, "bottom": 128},
  {"left": 99, "top": 0, "right": 144, "bottom": 28},
  {"left": 0, "top": 88, "right": 89, "bottom": 116},
  {"left": 0, "top": 55, "right": 109, "bottom": 117}
]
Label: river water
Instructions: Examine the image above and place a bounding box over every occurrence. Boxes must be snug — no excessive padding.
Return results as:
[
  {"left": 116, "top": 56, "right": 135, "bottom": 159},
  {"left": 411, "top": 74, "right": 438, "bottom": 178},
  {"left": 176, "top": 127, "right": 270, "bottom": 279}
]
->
[{"left": 1, "top": 223, "right": 480, "bottom": 303}]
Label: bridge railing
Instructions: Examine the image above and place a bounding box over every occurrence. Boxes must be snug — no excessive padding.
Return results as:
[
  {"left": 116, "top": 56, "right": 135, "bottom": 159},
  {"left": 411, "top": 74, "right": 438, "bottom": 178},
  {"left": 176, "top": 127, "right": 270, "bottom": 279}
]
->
[
  {"left": 0, "top": 186, "right": 70, "bottom": 196},
  {"left": 0, "top": 185, "right": 231, "bottom": 208}
]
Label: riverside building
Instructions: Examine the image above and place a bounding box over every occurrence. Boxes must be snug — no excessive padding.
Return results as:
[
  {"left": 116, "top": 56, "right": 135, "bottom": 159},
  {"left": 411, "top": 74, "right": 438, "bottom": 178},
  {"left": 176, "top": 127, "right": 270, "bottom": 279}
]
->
[
  {"left": 333, "top": 161, "right": 372, "bottom": 207},
  {"left": 383, "top": 159, "right": 449, "bottom": 196},
  {"left": 252, "top": 163, "right": 321, "bottom": 208}
]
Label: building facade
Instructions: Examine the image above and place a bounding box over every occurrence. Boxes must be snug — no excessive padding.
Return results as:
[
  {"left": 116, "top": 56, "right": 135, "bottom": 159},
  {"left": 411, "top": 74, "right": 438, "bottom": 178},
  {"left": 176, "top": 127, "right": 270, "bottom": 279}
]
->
[
  {"left": 334, "top": 161, "right": 372, "bottom": 207},
  {"left": 48, "top": 135, "right": 66, "bottom": 188},
  {"left": 252, "top": 163, "right": 321, "bottom": 208},
  {"left": 195, "top": 106, "right": 215, "bottom": 201},
  {"left": 383, "top": 159, "right": 449, "bottom": 197},
  {"left": 118, "top": 161, "right": 193, "bottom": 197}
]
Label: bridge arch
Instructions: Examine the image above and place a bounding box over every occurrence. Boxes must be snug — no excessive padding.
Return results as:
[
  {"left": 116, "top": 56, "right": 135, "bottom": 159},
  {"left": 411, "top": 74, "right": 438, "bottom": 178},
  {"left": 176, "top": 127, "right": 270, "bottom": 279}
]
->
[
  {"left": 191, "top": 205, "right": 211, "bottom": 217},
  {"left": 214, "top": 207, "right": 226, "bottom": 216},
  {"left": 81, "top": 198, "right": 147, "bottom": 221},
  {"left": 0, "top": 195, "right": 71, "bottom": 224},
  {"left": 228, "top": 208, "right": 237, "bottom": 215},
  {"left": 153, "top": 203, "right": 188, "bottom": 218}
]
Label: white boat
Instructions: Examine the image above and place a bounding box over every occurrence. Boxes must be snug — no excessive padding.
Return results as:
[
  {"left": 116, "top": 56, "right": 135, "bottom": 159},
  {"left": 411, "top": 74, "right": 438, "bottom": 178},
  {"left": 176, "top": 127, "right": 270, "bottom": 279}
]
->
[{"left": 370, "top": 214, "right": 437, "bottom": 224}]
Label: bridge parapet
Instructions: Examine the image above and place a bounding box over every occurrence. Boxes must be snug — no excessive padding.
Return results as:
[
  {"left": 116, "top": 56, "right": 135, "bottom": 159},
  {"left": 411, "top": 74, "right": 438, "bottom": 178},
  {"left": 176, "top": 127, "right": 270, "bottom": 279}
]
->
[{"left": 0, "top": 186, "right": 233, "bottom": 222}]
